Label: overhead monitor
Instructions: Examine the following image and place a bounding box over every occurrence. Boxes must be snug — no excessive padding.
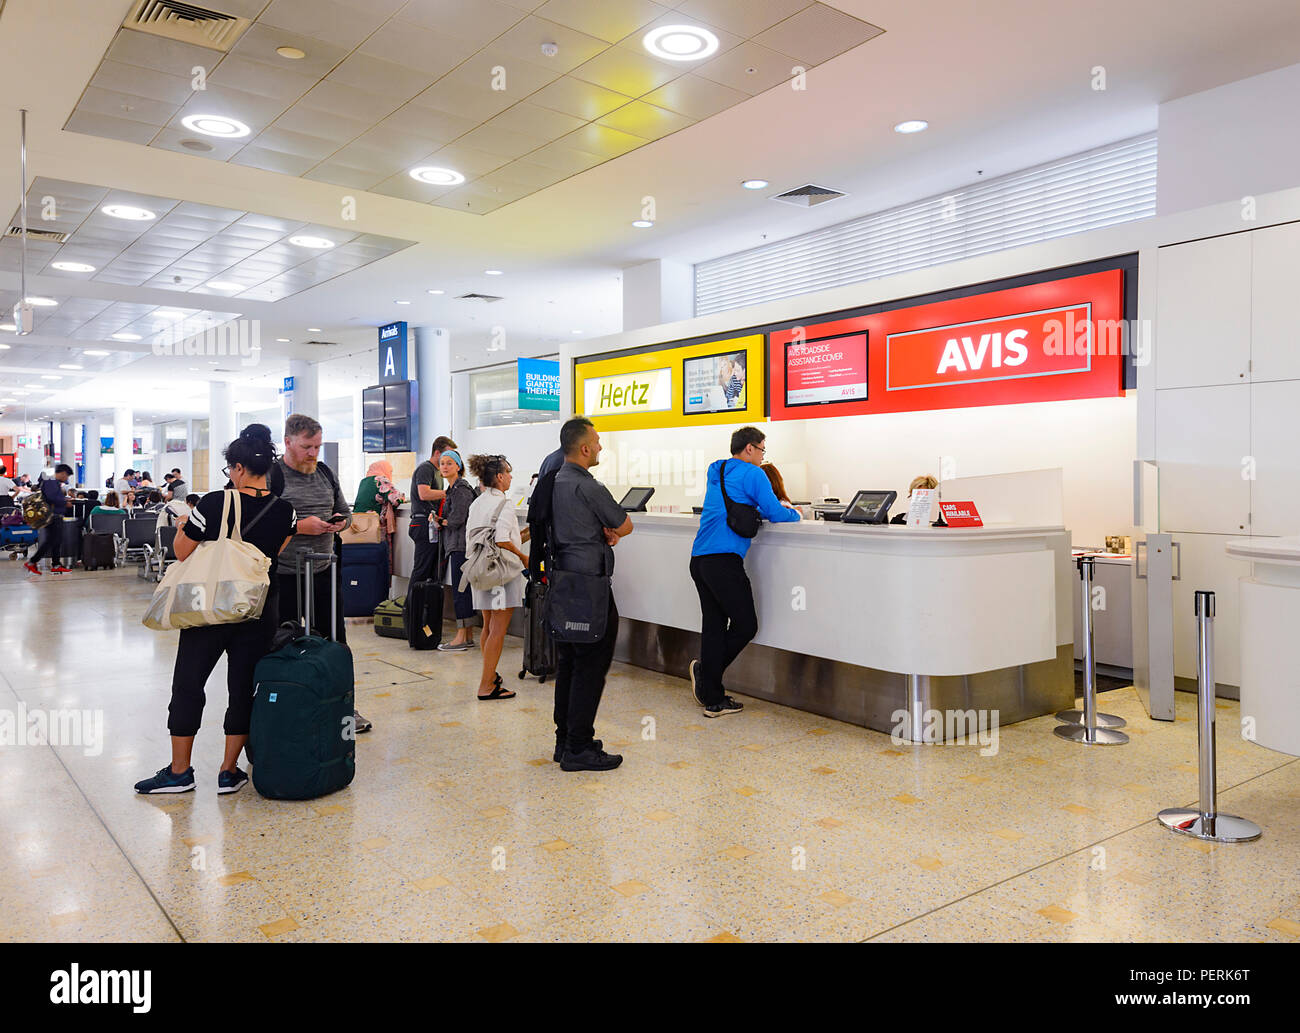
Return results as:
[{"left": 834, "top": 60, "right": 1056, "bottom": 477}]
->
[{"left": 785, "top": 331, "right": 868, "bottom": 408}]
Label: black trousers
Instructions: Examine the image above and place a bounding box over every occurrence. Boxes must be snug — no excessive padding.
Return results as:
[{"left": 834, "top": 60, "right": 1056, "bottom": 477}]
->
[
  {"left": 30, "top": 523, "right": 60, "bottom": 564},
  {"left": 411, "top": 526, "right": 438, "bottom": 586},
  {"left": 553, "top": 596, "right": 618, "bottom": 753},
  {"left": 167, "top": 588, "right": 279, "bottom": 737},
  {"left": 689, "top": 553, "right": 758, "bottom": 706},
  {"left": 276, "top": 562, "right": 346, "bottom": 644}
]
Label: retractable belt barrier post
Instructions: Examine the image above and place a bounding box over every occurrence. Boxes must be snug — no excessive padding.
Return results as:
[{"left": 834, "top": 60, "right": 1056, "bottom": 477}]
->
[
  {"left": 1054, "top": 555, "right": 1129, "bottom": 746},
  {"left": 1157, "top": 591, "right": 1261, "bottom": 843}
]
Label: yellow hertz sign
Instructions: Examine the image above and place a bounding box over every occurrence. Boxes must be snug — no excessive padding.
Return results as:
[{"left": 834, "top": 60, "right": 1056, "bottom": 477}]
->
[{"left": 574, "top": 334, "right": 765, "bottom": 431}]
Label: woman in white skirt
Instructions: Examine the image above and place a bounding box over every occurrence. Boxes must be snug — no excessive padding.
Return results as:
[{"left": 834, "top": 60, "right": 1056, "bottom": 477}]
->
[{"left": 465, "top": 454, "right": 529, "bottom": 700}]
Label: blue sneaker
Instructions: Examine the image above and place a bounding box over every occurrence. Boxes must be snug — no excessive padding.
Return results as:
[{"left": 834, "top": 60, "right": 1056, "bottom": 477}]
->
[
  {"left": 134, "top": 765, "right": 195, "bottom": 794},
  {"left": 217, "top": 766, "right": 249, "bottom": 795}
]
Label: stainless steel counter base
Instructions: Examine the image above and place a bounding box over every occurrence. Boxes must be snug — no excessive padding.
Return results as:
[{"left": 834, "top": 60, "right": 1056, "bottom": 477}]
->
[{"left": 613, "top": 617, "right": 1075, "bottom": 740}]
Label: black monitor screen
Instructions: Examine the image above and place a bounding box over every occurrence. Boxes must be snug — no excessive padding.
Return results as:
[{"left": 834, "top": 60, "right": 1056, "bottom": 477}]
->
[
  {"left": 384, "top": 421, "right": 410, "bottom": 452},
  {"left": 842, "top": 490, "right": 897, "bottom": 524},
  {"left": 619, "top": 486, "right": 655, "bottom": 511},
  {"left": 384, "top": 383, "right": 409, "bottom": 420},
  {"left": 683, "top": 350, "right": 748, "bottom": 415},
  {"left": 362, "top": 420, "right": 385, "bottom": 453},
  {"left": 362, "top": 386, "right": 385, "bottom": 422}
]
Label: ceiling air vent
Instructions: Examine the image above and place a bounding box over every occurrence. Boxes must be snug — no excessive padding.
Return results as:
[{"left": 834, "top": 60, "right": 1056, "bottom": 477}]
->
[
  {"left": 770, "top": 184, "right": 847, "bottom": 208},
  {"left": 6, "top": 225, "right": 70, "bottom": 244},
  {"left": 123, "top": 0, "right": 252, "bottom": 51},
  {"left": 458, "top": 293, "right": 504, "bottom": 303}
]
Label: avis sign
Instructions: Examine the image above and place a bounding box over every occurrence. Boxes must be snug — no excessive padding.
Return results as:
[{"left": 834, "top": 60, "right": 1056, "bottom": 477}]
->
[{"left": 885, "top": 305, "right": 1092, "bottom": 391}]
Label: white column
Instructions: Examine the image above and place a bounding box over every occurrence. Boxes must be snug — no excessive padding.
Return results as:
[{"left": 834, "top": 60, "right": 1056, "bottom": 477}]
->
[
  {"left": 83, "top": 417, "right": 102, "bottom": 489},
  {"left": 58, "top": 421, "right": 75, "bottom": 469},
  {"left": 112, "top": 406, "right": 133, "bottom": 482},
  {"left": 209, "top": 382, "right": 235, "bottom": 490},
  {"left": 287, "top": 358, "right": 320, "bottom": 422},
  {"left": 413, "top": 326, "right": 451, "bottom": 454},
  {"left": 558, "top": 341, "right": 578, "bottom": 418},
  {"left": 351, "top": 388, "right": 363, "bottom": 471},
  {"left": 622, "top": 258, "right": 692, "bottom": 331}
]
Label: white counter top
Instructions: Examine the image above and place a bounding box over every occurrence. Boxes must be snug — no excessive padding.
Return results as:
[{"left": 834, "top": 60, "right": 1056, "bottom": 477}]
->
[{"left": 1226, "top": 535, "right": 1300, "bottom": 566}]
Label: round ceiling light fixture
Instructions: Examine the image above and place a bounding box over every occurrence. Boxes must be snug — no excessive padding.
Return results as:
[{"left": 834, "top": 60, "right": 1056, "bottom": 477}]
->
[
  {"left": 893, "top": 119, "right": 929, "bottom": 134},
  {"left": 289, "top": 234, "right": 335, "bottom": 249},
  {"left": 632, "top": 219, "right": 654, "bottom": 228},
  {"left": 102, "top": 203, "right": 156, "bottom": 221},
  {"left": 180, "top": 138, "right": 214, "bottom": 152},
  {"left": 741, "top": 179, "right": 769, "bottom": 190},
  {"left": 409, "top": 166, "right": 466, "bottom": 186},
  {"left": 181, "top": 113, "right": 252, "bottom": 138},
  {"left": 112, "top": 332, "right": 142, "bottom": 341},
  {"left": 643, "top": 25, "right": 719, "bottom": 62},
  {"left": 51, "top": 260, "right": 95, "bottom": 272},
  {"left": 276, "top": 46, "right": 306, "bottom": 60}
]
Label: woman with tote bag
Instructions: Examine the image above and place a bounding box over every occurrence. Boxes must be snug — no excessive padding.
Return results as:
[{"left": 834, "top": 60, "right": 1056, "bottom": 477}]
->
[
  {"left": 435, "top": 448, "right": 478, "bottom": 651},
  {"left": 134, "top": 425, "right": 297, "bottom": 797}
]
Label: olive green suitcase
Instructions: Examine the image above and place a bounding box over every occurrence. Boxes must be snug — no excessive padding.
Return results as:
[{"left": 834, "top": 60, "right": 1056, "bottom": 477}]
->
[{"left": 373, "top": 596, "right": 405, "bottom": 638}]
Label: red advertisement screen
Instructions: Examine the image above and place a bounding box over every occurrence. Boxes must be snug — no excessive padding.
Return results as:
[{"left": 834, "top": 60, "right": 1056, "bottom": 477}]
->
[{"left": 784, "top": 332, "right": 868, "bottom": 407}]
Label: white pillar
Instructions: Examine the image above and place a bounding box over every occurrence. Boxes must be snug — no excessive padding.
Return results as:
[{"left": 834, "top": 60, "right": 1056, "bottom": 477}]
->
[
  {"left": 351, "top": 388, "right": 363, "bottom": 471},
  {"left": 413, "top": 326, "right": 451, "bottom": 454},
  {"left": 112, "top": 406, "right": 133, "bottom": 482},
  {"left": 287, "top": 358, "right": 320, "bottom": 422},
  {"left": 209, "top": 382, "right": 235, "bottom": 491},
  {"left": 558, "top": 341, "right": 578, "bottom": 418},
  {"left": 622, "top": 258, "right": 692, "bottom": 331},
  {"left": 58, "top": 421, "right": 75, "bottom": 470},
  {"left": 83, "top": 417, "right": 102, "bottom": 489}
]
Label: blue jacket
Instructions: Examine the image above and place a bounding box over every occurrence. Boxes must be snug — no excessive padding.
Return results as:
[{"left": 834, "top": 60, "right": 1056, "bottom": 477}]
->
[{"left": 692, "top": 458, "right": 800, "bottom": 558}]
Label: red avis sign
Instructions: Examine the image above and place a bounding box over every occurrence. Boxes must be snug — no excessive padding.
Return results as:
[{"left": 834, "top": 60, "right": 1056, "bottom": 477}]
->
[
  {"left": 885, "top": 304, "right": 1093, "bottom": 390},
  {"left": 768, "top": 269, "right": 1125, "bottom": 421}
]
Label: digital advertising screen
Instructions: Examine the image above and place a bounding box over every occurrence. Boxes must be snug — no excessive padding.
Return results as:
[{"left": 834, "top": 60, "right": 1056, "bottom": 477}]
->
[
  {"left": 784, "top": 332, "right": 868, "bottom": 407},
  {"left": 362, "top": 421, "right": 385, "bottom": 453},
  {"left": 683, "top": 350, "right": 749, "bottom": 415},
  {"left": 384, "top": 382, "right": 409, "bottom": 420},
  {"left": 362, "top": 386, "right": 385, "bottom": 421}
]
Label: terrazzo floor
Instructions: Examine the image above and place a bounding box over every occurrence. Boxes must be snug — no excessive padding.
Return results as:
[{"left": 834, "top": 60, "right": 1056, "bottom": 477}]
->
[{"left": 2, "top": 561, "right": 1298, "bottom": 943}]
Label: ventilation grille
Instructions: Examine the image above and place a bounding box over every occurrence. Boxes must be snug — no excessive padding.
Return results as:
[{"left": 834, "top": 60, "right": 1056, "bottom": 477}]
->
[
  {"left": 770, "top": 184, "right": 847, "bottom": 208},
  {"left": 124, "top": 0, "right": 251, "bottom": 51},
  {"left": 458, "top": 292, "right": 504, "bottom": 303},
  {"left": 6, "top": 225, "right": 70, "bottom": 244},
  {"left": 696, "top": 133, "right": 1158, "bottom": 317}
]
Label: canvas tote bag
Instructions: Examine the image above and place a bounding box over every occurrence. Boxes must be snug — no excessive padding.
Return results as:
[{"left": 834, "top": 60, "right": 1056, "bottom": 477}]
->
[{"left": 143, "top": 490, "right": 274, "bottom": 631}]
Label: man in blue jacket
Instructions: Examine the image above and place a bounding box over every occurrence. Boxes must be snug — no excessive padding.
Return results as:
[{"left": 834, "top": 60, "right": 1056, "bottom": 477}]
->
[{"left": 689, "top": 426, "right": 800, "bottom": 717}]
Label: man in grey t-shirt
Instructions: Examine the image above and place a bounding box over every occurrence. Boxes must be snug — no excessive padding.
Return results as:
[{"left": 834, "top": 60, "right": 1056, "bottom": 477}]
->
[
  {"left": 271, "top": 413, "right": 370, "bottom": 733},
  {"left": 549, "top": 418, "right": 632, "bottom": 772}
]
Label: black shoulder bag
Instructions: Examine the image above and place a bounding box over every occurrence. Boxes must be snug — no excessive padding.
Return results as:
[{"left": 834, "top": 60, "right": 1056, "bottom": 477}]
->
[
  {"left": 543, "top": 495, "right": 611, "bottom": 645},
  {"left": 720, "top": 462, "right": 760, "bottom": 538}
]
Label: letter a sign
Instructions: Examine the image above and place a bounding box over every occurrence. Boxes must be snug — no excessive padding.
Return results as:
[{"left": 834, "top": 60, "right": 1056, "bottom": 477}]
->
[{"left": 378, "top": 321, "right": 408, "bottom": 384}]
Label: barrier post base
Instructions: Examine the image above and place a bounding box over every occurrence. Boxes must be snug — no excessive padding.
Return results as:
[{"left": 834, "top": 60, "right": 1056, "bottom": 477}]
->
[
  {"left": 1052, "top": 724, "right": 1129, "bottom": 745},
  {"left": 1156, "top": 808, "right": 1262, "bottom": 843},
  {"left": 1055, "top": 708, "right": 1126, "bottom": 728}
]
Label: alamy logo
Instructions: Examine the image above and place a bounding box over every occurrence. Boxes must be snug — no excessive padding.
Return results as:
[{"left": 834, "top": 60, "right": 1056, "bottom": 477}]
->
[
  {"left": 564, "top": 620, "right": 591, "bottom": 631},
  {"left": 49, "top": 965, "right": 151, "bottom": 1013}
]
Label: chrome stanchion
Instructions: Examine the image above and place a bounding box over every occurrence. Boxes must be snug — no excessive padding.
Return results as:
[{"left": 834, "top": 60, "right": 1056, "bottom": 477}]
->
[
  {"left": 1055, "top": 555, "right": 1129, "bottom": 745},
  {"left": 1157, "top": 591, "right": 1261, "bottom": 843}
]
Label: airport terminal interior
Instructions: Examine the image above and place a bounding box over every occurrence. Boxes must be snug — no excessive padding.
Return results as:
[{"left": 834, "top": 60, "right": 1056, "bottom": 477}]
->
[{"left": 3, "top": 0, "right": 1300, "bottom": 946}]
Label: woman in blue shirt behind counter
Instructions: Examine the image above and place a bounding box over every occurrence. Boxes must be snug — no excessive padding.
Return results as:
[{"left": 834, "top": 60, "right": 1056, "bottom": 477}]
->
[{"left": 688, "top": 426, "right": 800, "bottom": 719}]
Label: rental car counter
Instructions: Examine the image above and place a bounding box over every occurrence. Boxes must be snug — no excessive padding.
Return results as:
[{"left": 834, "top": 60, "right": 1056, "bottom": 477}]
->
[{"left": 609, "top": 513, "right": 1075, "bottom": 741}]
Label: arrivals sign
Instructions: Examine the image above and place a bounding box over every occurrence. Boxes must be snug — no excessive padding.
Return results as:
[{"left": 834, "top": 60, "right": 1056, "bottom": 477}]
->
[
  {"left": 517, "top": 357, "right": 560, "bottom": 411},
  {"left": 378, "top": 321, "right": 408, "bottom": 383},
  {"left": 767, "top": 268, "right": 1125, "bottom": 421}
]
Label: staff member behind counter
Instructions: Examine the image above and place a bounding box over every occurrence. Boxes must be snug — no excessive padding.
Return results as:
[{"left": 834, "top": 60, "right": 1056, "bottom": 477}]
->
[{"left": 889, "top": 474, "right": 947, "bottom": 526}]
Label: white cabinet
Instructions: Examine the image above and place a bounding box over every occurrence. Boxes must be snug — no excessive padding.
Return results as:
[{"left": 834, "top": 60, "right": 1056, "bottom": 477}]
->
[
  {"left": 1249, "top": 380, "right": 1300, "bottom": 537},
  {"left": 1250, "top": 221, "right": 1300, "bottom": 383},
  {"left": 1169, "top": 532, "right": 1251, "bottom": 690},
  {"left": 1155, "top": 384, "right": 1250, "bottom": 535},
  {"left": 1155, "top": 233, "right": 1251, "bottom": 389}
]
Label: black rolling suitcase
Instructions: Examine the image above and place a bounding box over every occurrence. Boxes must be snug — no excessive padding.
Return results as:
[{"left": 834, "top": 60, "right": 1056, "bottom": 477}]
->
[
  {"left": 405, "top": 578, "right": 443, "bottom": 650},
  {"left": 82, "top": 531, "right": 116, "bottom": 570},
  {"left": 518, "top": 575, "right": 557, "bottom": 683},
  {"left": 57, "top": 516, "right": 82, "bottom": 568}
]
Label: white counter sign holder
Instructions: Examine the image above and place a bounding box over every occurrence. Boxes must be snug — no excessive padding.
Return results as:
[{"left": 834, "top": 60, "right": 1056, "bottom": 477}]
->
[
  {"left": 905, "top": 488, "right": 935, "bottom": 528},
  {"left": 1054, "top": 555, "right": 1129, "bottom": 745},
  {"left": 1156, "top": 591, "right": 1262, "bottom": 844}
]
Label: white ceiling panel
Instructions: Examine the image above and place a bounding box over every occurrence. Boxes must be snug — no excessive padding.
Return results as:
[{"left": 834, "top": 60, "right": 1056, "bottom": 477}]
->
[
  {"left": 692, "top": 40, "right": 798, "bottom": 95},
  {"left": 396, "top": 0, "right": 528, "bottom": 45},
  {"left": 752, "top": 3, "right": 884, "bottom": 65},
  {"left": 325, "top": 53, "right": 438, "bottom": 102},
  {"left": 64, "top": 110, "right": 157, "bottom": 145},
  {"left": 152, "top": 127, "right": 248, "bottom": 161},
  {"left": 357, "top": 19, "right": 478, "bottom": 73},
  {"left": 226, "top": 24, "right": 352, "bottom": 79},
  {"left": 249, "top": 126, "right": 340, "bottom": 160},
  {"left": 206, "top": 54, "right": 319, "bottom": 102},
  {"left": 298, "top": 80, "right": 402, "bottom": 123},
  {"left": 260, "top": 0, "right": 394, "bottom": 50},
  {"left": 270, "top": 104, "right": 373, "bottom": 143},
  {"left": 533, "top": 0, "right": 669, "bottom": 44},
  {"left": 675, "top": 0, "right": 810, "bottom": 37},
  {"left": 488, "top": 15, "right": 615, "bottom": 71},
  {"left": 104, "top": 30, "right": 219, "bottom": 78},
  {"left": 76, "top": 85, "right": 182, "bottom": 127},
  {"left": 527, "top": 76, "right": 632, "bottom": 120},
  {"left": 641, "top": 73, "right": 748, "bottom": 119}
]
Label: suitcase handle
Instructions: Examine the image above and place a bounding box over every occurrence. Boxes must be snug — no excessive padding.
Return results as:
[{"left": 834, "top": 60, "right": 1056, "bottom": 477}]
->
[{"left": 296, "top": 551, "right": 339, "bottom": 642}]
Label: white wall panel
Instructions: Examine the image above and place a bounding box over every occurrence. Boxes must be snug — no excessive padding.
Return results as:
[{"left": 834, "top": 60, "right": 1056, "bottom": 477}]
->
[
  {"left": 1250, "top": 220, "right": 1300, "bottom": 383},
  {"left": 1154, "top": 384, "right": 1250, "bottom": 535},
  {"left": 1154, "top": 233, "right": 1251, "bottom": 389}
]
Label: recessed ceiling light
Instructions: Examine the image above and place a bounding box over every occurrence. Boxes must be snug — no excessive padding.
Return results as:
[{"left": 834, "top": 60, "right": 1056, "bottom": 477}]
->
[
  {"left": 112, "top": 332, "right": 142, "bottom": 341},
  {"left": 206, "top": 280, "right": 243, "bottom": 291},
  {"left": 180, "top": 138, "right": 214, "bottom": 152},
  {"left": 102, "top": 203, "right": 156, "bottom": 221},
  {"left": 276, "top": 45, "right": 306, "bottom": 59},
  {"left": 484, "top": 269, "right": 503, "bottom": 276},
  {"left": 741, "top": 179, "right": 769, "bottom": 190},
  {"left": 894, "top": 119, "right": 929, "bottom": 134},
  {"left": 41, "top": 375, "right": 62, "bottom": 380},
  {"left": 643, "top": 25, "right": 719, "bottom": 62},
  {"left": 25, "top": 296, "right": 57, "bottom": 307},
  {"left": 51, "top": 260, "right": 95, "bottom": 272},
  {"left": 289, "top": 235, "right": 334, "bottom": 249},
  {"left": 58, "top": 364, "right": 82, "bottom": 370},
  {"left": 25, "top": 384, "right": 43, "bottom": 389},
  {"left": 632, "top": 219, "right": 653, "bottom": 228},
  {"left": 276, "top": 337, "right": 290, "bottom": 343},
  {"left": 394, "top": 300, "right": 411, "bottom": 305},
  {"left": 84, "top": 350, "right": 110, "bottom": 356},
  {"left": 307, "top": 327, "right": 322, "bottom": 333},
  {"left": 181, "top": 113, "right": 251, "bottom": 138},
  {"left": 409, "top": 166, "right": 466, "bottom": 186},
  {"left": 571, "top": 330, "right": 584, "bottom": 334},
  {"left": 427, "top": 289, "right": 445, "bottom": 295},
  {"left": 0, "top": 323, "right": 16, "bottom": 331},
  {"left": 153, "top": 310, "right": 185, "bottom": 321}
]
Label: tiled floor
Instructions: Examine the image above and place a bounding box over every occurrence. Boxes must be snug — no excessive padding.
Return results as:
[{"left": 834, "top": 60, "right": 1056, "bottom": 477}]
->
[{"left": 2, "top": 561, "right": 1299, "bottom": 943}]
